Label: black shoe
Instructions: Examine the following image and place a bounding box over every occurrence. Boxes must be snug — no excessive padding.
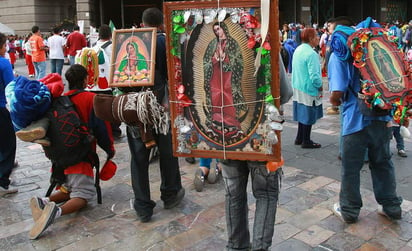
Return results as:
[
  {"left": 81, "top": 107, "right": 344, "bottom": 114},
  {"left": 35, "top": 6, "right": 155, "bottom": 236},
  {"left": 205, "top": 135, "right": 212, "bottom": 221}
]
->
[
  {"left": 185, "top": 157, "right": 196, "bottom": 164},
  {"left": 378, "top": 207, "right": 402, "bottom": 220},
  {"left": 301, "top": 141, "right": 321, "bottom": 149},
  {"left": 138, "top": 213, "right": 152, "bottom": 223},
  {"left": 294, "top": 140, "right": 302, "bottom": 145},
  {"left": 164, "top": 188, "right": 185, "bottom": 209}
]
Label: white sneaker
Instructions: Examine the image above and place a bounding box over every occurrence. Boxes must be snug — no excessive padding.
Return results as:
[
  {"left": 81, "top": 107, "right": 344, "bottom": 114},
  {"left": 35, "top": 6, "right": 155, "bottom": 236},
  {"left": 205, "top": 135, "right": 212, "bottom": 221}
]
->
[
  {"left": 332, "top": 202, "right": 357, "bottom": 224},
  {"left": 398, "top": 149, "right": 407, "bottom": 158},
  {"left": 0, "top": 186, "right": 18, "bottom": 196}
]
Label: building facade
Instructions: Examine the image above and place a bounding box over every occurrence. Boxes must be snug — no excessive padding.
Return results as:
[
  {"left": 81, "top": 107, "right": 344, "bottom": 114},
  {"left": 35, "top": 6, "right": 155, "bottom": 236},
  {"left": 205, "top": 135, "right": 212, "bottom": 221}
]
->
[{"left": 0, "top": 0, "right": 411, "bottom": 36}]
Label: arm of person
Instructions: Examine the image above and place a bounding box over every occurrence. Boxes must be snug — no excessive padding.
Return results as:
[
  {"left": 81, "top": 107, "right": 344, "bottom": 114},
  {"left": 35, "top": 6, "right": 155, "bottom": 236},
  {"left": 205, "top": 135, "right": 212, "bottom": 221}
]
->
[
  {"left": 328, "top": 53, "right": 349, "bottom": 106},
  {"left": 89, "top": 110, "right": 115, "bottom": 159},
  {"left": 308, "top": 52, "right": 323, "bottom": 89}
]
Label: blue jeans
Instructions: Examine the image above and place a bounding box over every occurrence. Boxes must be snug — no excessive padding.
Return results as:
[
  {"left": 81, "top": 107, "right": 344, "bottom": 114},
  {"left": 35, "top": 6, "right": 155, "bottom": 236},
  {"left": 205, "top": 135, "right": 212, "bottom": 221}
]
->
[
  {"left": 69, "top": 55, "right": 76, "bottom": 65},
  {"left": 0, "top": 108, "right": 16, "bottom": 188},
  {"left": 392, "top": 126, "right": 404, "bottom": 151},
  {"left": 126, "top": 126, "right": 182, "bottom": 217},
  {"left": 50, "top": 59, "right": 64, "bottom": 76},
  {"left": 33, "top": 61, "right": 46, "bottom": 80},
  {"left": 340, "top": 120, "right": 402, "bottom": 221},
  {"left": 199, "top": 158, "right": 212, "bottom": 169},
  {"left": 221, "top": 160, "right": 281, "bottom": 251}
]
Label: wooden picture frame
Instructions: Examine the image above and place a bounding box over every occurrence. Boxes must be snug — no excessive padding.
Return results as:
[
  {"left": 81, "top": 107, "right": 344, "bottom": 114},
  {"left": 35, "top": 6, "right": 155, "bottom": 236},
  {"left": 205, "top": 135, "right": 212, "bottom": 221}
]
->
[
  {"left": 164, "top": 0, "right": 281, "bottom": 161},
  {"left": 109, "top": 28, "right": 157, "bottom": 87}
]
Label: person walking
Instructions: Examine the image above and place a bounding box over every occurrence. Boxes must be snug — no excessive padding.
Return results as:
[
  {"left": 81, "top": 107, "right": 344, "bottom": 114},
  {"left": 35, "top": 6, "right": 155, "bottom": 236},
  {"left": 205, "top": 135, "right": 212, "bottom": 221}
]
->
[
  {"left": 86, "top": 24, "right": 122, "bottom": 138},
  {"left": 328, "top": 17, "right": 403, "bottom": 223},
  {"left": 0, "top": 32, "right": 18, "bottom": 196},
  {"left": 65, "top": 25, "right": 87, "bottom": 65},
  {"left": 23, "top": 35, "right": 35, "bottom": 77},
  {"left": 28, "top": 26, "right": 47, "bottom": 80},
  {"left": 47, "top": 27, "right": 65, "bottom": 76},
  {"left": 291, "top": 28, "right": 323, "bottom": 148},
  {"left": 221, "top": 54, "right": 292, "bottom": 251},
  {"left": 121, "top": 8, "right": 184, "bottom": 223}
]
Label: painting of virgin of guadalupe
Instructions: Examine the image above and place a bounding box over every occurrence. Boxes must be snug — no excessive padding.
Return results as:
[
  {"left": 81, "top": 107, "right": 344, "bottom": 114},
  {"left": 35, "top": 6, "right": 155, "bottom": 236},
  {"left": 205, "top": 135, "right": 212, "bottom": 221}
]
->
[
  {"left": 164, "top": 0, "right": 281, "bottom": 161},
  {"left": 109, "top": 28, "right": 157, "bottom": 87},
  {"left": 186, "top": 19, "right": 265, "bottom": 148}
]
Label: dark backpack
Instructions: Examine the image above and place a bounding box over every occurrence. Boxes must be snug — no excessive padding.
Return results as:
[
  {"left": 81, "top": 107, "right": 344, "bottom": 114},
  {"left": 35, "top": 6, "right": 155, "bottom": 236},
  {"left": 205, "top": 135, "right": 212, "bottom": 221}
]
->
[{"left": 43, "top": 92, "right": 102, "bottom": 203}]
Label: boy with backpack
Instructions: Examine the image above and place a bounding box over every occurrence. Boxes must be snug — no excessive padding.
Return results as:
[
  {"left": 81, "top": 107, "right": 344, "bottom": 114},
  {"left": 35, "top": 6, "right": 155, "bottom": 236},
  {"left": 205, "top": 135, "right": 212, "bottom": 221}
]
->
[{"left": 28, "top": 64, "right": 115, "bottom": 240}]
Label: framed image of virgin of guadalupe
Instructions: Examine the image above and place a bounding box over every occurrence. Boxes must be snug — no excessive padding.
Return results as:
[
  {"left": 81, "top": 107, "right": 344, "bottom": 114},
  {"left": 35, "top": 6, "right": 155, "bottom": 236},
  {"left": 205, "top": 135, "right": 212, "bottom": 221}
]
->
[
  {"left": 109, "top": 28, "right": 157, "bottom": 87},
  {"left": 164, "top": 0, "right": 281, "bottom": 161}
]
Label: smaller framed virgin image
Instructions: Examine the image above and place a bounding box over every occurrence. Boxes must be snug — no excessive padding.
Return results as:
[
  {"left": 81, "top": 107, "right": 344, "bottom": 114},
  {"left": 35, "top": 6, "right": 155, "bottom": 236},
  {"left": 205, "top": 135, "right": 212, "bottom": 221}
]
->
[
  {"left": 109, "top": 28, "right": 157, "bottom": 87},
  {"left": 164, "top": 0, "right": 281, "bottom": 161}
]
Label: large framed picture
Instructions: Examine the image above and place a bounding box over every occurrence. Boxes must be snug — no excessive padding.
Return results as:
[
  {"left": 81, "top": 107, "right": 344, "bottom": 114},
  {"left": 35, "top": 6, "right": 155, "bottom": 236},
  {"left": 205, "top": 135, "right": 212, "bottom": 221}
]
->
[
  {"left": 164, "top": 0, "right": 281, "bottom": 161},
  {"left": 109, "top": 28, "right": 157, "bottom": 87}
]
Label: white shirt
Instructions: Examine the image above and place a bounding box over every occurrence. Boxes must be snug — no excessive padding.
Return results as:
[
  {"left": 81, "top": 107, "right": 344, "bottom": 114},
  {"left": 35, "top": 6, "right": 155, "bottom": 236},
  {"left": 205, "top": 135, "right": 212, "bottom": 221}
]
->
[{"left": 47, "top": 34, "right": 65, "bottom": 59}]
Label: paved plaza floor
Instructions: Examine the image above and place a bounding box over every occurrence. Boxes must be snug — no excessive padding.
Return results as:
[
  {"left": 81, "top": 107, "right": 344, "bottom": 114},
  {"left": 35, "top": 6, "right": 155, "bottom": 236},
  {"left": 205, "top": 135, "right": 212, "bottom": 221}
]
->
[{"left": 0, "top": 59, "right": 411, "bottom": 250}]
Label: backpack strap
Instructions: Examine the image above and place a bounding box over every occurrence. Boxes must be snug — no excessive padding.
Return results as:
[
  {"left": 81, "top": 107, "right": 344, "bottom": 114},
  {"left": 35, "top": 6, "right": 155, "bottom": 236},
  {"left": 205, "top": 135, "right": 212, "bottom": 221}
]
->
[
  {"left": 100, "top": 40, "right": 112, "bottom": 50},
  {"left": 89, "top": 152, "right": 102, "bottom": 204}
]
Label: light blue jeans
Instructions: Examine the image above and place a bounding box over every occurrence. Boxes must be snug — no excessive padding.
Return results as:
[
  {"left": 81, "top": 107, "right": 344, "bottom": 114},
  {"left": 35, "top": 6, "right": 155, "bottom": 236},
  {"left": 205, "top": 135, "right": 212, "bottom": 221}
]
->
[
  {"left": 221, "top": 160, "right": 281, "bottom": 251},
  {"left": 69, "top": 55, "right": 76, "bottom": 65},
  {"left": 50, "top": 59, "right": 64, "bottom": 76},
  {"left": 340, "top": 120, "right": 402, "bottom": 221},
  {"left": 33, "top": 61, "right": 46, "bottom": 80}
]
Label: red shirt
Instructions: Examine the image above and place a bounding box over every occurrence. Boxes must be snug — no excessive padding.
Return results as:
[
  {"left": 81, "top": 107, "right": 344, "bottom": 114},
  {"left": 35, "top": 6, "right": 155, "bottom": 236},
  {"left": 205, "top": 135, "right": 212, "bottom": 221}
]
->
[{"left": 65, "top": 31, "right": 87, "bottom": 56}]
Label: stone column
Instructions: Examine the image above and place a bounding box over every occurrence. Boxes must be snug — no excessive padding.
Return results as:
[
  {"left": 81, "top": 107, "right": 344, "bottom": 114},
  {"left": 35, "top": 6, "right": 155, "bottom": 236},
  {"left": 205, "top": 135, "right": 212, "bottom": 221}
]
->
[{"left": 76, "top": 0, "right": 92, "bottom": 34}]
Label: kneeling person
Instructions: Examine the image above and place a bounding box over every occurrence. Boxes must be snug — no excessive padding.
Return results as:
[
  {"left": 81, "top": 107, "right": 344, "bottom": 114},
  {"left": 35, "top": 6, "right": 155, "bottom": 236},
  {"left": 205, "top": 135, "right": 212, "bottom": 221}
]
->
[{"left": 28, "top": 64, "right": 115, "bottom": 240}]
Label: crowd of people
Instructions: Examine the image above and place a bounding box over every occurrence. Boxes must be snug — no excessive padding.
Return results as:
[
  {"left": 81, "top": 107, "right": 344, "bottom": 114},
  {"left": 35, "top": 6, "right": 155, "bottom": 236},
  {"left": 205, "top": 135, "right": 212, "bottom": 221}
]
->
[{"left": 0, "top": 7, "right": 411, "bottom": 250}]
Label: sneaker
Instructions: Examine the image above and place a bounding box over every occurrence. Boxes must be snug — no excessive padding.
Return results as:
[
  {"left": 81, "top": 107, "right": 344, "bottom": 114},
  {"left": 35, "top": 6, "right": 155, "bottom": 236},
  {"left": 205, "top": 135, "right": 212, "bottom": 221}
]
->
[
  {"left": 15, "top": 120, "right": 48, "bottom": 142},
  {"left": 29, "top": 202, "right": 58, "bottom": 240},
  {"left": 32, "top": 138, "right": 51, "bottom": 147},
  {"left": 332, "top": 203, "right": 357, "bottom": 224},
  {"left": 164, "top": 188, "right": 185, "bottom": 209},
  {"left": 137, "top": 212, "right": 152, "bottom": 223},
  {"left": 0, "top": 185, "right": 18, "bottom": 196},
  {"left": 398, "top": 149, "right": 407, "bottom": 158},
  {"left": 30, "top": 197, "right": 45, "bottom": 221},
  {"left": 378, "top": 207, "right": 402, "bottom": 220},
  {"left": 207, "top": 163, "right": 220, "bottom": 184},
  {"left": 194, "top": 169, "right": 205, "bottom": 192}
]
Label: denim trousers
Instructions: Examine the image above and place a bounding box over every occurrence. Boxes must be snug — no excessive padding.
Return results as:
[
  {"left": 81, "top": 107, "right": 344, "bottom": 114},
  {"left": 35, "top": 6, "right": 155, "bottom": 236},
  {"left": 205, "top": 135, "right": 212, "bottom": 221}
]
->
[
  {"left": 0, "top": 108, "right": 16, "bottom": 188},
  {"left": 392, "top": 126, "right": 405, "bottom": 151},
  {"left": 221, "top": 160, "right": 281, "bottom": 251},
  {"left": 340, "top": 120, "right": 402, "bottom": 220},
  {"left": 33, "top": 61, "right": 46, "bottom": 80},
  {"left": 126, "top": 126, "right": 182, "bottom": 217},
  {"left": 50, "top": 59, "right": 64, "bottom": 76},
  {"left": 69, "top": 55, "right": 76, "bottom": 65}
]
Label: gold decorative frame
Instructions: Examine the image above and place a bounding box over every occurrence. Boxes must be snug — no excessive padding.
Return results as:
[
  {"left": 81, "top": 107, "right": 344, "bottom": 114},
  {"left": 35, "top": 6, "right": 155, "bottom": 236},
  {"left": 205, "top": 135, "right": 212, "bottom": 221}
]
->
[
  {"left": 164, "top": 0, "right": 281, "bottom": 161},
  {"left": 109, "top": 28, "right": 157, "bottom": 87}
]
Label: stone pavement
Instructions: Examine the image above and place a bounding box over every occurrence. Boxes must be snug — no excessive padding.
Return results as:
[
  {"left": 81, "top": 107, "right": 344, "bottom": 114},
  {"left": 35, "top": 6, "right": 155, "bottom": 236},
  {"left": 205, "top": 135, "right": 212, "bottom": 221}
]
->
[{"left": 0, "top": 59, "right": 411, "bottom": 250}]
